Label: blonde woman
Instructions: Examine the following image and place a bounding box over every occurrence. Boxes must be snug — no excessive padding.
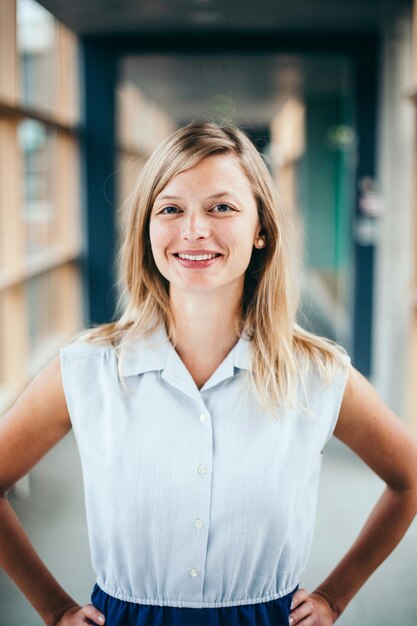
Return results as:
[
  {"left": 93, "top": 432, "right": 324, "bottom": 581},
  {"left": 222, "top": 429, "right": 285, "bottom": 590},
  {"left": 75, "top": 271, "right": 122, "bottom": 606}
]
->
[{"left": 1, "top": 121, "right": 417, "bottom": 626}]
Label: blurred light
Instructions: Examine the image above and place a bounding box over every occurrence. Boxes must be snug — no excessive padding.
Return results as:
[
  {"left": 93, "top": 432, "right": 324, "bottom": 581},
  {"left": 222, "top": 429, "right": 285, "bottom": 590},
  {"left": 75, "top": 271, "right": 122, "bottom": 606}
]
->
[
  {"left": 17, "top": 119, "right": 47, "bottom": 152},
  {"left": 210, "top": 93, "right": 233, "bottom": 112},
  {"left": 190, "top": 10, "right": 220, "bottom": 24},
  {"left": 17, "top": 0, "right": 55, "bottom": 54},
  {"left": 326, "top": 125, "right": 355, "bottom": 149}
]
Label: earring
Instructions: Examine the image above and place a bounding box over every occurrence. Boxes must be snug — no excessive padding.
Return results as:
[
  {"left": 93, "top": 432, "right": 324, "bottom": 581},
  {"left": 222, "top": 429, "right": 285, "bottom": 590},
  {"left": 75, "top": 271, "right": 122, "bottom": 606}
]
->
[{"left": 256, "top": 238, "right": 265, "bottom": 248}]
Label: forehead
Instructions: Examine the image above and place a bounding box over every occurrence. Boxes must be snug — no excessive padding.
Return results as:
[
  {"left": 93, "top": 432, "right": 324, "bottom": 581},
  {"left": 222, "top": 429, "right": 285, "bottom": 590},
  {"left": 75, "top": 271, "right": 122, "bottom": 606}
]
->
[{"left": 156, "top": 153, "right": 254, "bottom": 198}]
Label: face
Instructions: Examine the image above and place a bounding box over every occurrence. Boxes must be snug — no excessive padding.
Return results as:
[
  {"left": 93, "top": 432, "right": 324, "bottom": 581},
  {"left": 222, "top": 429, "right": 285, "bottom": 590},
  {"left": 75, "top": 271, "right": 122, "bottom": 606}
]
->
[{"left": 149, "top": 153, "right": 263, "bottom": 301}]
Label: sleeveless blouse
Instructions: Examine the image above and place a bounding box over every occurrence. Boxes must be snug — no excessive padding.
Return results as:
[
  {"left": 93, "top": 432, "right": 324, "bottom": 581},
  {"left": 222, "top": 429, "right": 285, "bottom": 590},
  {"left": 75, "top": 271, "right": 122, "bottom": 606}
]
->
[{"left": 59, "top": 323, "right": 350, "bottom": 611}]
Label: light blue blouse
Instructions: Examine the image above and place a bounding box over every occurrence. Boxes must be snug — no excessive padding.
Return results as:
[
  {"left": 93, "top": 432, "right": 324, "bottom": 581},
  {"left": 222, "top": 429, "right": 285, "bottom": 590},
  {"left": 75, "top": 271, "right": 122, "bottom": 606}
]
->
[{"left": 59, "top": 323, "right": 350, "bottom": 609}]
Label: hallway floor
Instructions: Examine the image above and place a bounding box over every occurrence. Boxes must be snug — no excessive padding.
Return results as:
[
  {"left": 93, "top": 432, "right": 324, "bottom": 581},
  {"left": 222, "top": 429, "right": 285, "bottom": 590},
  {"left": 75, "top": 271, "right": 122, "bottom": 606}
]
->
[{"left": 1, "top": 432, "right": 416, "bottom": 625}]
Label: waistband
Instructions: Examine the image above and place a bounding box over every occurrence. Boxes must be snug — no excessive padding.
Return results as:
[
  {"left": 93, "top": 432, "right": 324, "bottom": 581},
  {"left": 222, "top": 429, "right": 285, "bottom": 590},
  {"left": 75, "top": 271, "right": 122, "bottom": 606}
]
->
[{"left": 91, "top": 583, "right": 298, "bottom": 626}]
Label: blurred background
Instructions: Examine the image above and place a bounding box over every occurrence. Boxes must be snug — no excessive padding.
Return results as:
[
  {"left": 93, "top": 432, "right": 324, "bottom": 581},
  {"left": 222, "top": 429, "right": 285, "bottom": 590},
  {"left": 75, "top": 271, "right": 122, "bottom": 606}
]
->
[{"left": 0, "top": 0, "right": 417, "bottom": 623}]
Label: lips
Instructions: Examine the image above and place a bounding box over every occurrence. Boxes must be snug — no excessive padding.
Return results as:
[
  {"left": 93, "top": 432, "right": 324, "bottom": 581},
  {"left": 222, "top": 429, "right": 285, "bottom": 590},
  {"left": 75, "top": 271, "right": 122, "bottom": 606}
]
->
[{"left": 173, "top": 253, "right": 222, "bottom": 268}]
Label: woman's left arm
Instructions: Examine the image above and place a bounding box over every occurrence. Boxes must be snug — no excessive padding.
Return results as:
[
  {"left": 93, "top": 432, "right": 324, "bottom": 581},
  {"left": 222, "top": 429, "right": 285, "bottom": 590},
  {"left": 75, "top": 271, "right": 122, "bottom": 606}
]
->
[{"left": 290, "top": 365, "right": 417, "bottom": 625}]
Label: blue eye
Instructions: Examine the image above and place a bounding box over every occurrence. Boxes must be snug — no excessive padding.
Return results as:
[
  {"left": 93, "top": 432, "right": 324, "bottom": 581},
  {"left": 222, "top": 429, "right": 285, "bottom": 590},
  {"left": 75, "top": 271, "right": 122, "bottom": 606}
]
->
[
  {"left": 212, "top": 204, "right": 233, "bottom": 212},
  {"left": 160, "top": 206, "right": 179, "bottom": 214}
]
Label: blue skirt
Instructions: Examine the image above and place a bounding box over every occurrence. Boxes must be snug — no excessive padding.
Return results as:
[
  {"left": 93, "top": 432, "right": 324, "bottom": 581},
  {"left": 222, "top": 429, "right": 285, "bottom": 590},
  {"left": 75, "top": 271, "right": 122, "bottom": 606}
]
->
[{"left": 91, "top": 584, "right": 297, "bottom": 625}]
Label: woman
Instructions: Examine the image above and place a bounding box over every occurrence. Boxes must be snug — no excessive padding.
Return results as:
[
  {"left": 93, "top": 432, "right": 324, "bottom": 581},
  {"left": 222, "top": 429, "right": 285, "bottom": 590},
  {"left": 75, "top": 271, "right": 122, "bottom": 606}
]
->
[{"left": 1, "top": 121, "right": 417, "bottom": 626}]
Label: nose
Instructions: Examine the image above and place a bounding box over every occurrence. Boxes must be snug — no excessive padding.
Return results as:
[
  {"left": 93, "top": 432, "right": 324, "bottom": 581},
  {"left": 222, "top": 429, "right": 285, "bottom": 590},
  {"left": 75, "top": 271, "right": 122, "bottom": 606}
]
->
[{"left": 181, "top": 210, "right": 210, "bottom": 241}]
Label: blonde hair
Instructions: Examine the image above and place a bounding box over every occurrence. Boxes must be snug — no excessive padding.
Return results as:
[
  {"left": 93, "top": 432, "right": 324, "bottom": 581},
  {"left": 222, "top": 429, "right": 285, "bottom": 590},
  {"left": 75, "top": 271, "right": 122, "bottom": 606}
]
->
[{"left": 72, "top": 121, "right": 350, "bottom": 417}]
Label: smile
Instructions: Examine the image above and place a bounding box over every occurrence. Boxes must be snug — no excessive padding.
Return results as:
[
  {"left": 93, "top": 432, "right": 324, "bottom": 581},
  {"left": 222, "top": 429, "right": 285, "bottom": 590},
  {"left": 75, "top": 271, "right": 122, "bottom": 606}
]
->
[
  {"left": 177, "top": 253, "right": 218, "bottom": 261},
  {"left": 173, "top": 253, "right": 222, "bottom": 267}
]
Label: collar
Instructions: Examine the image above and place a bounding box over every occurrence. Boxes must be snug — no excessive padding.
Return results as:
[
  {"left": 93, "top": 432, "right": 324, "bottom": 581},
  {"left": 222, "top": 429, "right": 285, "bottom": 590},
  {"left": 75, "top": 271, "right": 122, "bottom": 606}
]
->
[
  {"left": 119, "top": 323, "right": 171, "bottom": 377},
  {"left": 119, "top": 322, "right": 251, "bottom": 389}
]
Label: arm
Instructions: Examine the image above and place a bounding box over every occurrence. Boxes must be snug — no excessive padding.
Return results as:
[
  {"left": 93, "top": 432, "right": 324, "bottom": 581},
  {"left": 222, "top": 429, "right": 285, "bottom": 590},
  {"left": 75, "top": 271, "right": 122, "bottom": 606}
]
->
[
  {"left": 290, "top": 365, "right": 417, "bottom": 625},
  {"left": 0, "top": 355, "right": 105, "bottom": 626}
]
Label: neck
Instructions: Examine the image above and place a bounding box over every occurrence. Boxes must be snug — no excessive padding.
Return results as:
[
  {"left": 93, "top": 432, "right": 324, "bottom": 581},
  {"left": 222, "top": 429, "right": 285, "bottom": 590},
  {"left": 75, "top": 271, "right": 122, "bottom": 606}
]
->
[{"left": 168, "top": 285, "right": 243, "bottom": 355}]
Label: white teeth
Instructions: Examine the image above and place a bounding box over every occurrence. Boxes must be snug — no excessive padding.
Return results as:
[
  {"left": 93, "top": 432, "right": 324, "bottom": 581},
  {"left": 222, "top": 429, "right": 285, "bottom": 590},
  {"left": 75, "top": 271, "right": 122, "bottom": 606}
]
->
[{"left": 177, "top": 253, "right": 217, "bottom": 261}]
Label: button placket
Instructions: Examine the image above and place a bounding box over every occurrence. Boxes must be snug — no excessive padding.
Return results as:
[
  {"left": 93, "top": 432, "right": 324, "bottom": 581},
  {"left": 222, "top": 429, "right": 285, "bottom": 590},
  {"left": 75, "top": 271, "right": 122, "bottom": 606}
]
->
[{"left": 186, "top": 405, "right": 213, "bottom": 600}]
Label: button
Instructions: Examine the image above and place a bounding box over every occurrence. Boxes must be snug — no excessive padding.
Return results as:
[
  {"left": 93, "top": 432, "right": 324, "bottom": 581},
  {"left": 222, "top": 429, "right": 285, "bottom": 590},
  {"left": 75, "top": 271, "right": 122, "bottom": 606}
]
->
[
  {"left": 194, "top": 518, "right": 204, "bottom": 529},
  {"left": 199, "top": 413, "right": 208, "bottom": 422},
  {"left": 197, "top": 464, "right": 208, "bottom": 474},
  {"left": 190, "top": 567, "right": 200, "bottom": 577}
]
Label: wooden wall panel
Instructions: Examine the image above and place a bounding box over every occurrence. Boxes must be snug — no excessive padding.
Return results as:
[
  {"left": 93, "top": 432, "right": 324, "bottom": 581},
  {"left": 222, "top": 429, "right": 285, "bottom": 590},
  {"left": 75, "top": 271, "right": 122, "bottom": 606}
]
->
[
  {"left": 0, "top": 119, "right": 23, "bottom": 271},
  {"left": 0, "top": 2, "right": 82, "bottom": 416},
  {"left": 0, "top": 0, "right": 17, "bottom": 105}
]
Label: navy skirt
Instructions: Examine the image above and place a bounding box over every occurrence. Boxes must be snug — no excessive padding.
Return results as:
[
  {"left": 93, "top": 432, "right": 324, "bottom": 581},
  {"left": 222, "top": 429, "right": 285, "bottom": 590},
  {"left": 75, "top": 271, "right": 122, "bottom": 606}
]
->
[{"left": 91, "top": 583, "right": 297, "bottom": 626}]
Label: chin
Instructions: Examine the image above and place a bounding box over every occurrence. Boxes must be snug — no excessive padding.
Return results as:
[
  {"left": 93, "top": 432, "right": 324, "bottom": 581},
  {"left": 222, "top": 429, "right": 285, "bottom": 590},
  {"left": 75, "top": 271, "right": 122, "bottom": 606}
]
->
[{"left": 171, "top": 279, "right": 221, "bottom": 293}]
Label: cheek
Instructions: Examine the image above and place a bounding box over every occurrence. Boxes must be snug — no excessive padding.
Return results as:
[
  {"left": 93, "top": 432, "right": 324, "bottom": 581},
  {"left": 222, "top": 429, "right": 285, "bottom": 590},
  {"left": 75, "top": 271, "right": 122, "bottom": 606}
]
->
[
  {"left": 148, "top": 226, "right": 170, "bottom": 279},
  {"left": 232, "top": 225, "right": 257, "bottom": 252},
  {"left": 149, "top": 221, "right": 170, "bottom": 254}
]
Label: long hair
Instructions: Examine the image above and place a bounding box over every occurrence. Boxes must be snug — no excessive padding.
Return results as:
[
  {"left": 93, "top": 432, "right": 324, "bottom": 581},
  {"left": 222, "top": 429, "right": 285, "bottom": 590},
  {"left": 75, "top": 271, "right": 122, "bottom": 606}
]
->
[{"left": 71, "top": 121, "right": 350, "bottom": 416}]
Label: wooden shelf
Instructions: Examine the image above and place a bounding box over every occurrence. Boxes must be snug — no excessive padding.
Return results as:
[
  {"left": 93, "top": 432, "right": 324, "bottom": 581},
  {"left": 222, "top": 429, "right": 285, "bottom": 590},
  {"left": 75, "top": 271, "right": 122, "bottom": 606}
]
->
[
  {"left": 0, "top": 99, "right": 80, "bottom": 134},
  {"left": 0, "top": 247, "right": 83, "bottom": 292}
]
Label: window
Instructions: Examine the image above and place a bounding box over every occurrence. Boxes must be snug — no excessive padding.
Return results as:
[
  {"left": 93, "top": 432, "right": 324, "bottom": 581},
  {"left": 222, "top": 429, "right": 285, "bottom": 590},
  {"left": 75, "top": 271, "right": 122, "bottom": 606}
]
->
[
  {"left": 0, "top": 0, "right": 82, "bottom": 413},
  {"left": 17, "top": 0, "right": 56, "bottom": 112},
  {"left": 18, "top": 119, "right": 58, "bottom": 258}
]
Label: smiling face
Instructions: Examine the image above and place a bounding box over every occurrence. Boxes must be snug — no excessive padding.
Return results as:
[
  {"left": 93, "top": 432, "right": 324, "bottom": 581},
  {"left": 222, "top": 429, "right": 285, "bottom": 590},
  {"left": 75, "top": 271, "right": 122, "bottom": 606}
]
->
[{"left": 149, "top": 153, "right": 264, "bottom": 303}]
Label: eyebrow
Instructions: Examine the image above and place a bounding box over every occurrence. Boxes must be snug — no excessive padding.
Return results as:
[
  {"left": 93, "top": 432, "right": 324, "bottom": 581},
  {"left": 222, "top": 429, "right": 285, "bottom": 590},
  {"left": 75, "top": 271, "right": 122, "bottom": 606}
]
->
[{"left": 156, "top": 192, "right": 238, "bottom": 202}]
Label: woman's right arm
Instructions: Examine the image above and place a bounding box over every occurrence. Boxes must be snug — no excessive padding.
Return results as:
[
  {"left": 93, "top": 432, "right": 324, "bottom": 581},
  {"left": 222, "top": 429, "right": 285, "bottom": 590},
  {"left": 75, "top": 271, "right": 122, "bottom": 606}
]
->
[{"left": 0, "top": 354, "right": 105, "bottom": 626}]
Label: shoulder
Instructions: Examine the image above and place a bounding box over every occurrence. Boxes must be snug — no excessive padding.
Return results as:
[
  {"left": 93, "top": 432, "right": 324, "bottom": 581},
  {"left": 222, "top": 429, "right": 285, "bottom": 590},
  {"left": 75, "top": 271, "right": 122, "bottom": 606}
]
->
[
  {"left": 58, "top": 341, "right": 117, "bottom": 400},
  {"left": 293, "top": 348, "right": 352, "bottom": 434},
  {"left": 334, "top": 364, "right": 393, "bottom": 442},
  {"left": 296, "top": 347, "right": 352, "bottom": 394},
  {"left": 59, "top": 339, "right": 114, "bottom": 364}
]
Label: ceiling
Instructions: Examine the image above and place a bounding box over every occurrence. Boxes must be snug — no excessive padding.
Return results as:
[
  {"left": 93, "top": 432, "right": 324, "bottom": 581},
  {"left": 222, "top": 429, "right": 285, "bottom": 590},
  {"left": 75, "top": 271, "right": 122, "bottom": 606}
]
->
[
  {"left": 121, "top": 53, "right": 352, "bottom": 125},
  {"left": 37, "top": 0, "right": 391, "bottom": 37},
  {"left": 35, "top": 0, "right": 407, "bottom": 127}
]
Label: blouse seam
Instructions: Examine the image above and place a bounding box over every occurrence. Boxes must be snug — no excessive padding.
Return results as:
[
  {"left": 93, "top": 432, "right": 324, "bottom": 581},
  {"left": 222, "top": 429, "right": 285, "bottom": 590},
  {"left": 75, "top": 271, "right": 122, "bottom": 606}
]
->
[
  {"left": 96, "top": 581, "right": 298, "bottom": 608},
  {"left": 60, "top": 348, "right": 113, "bottom": 363}
]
